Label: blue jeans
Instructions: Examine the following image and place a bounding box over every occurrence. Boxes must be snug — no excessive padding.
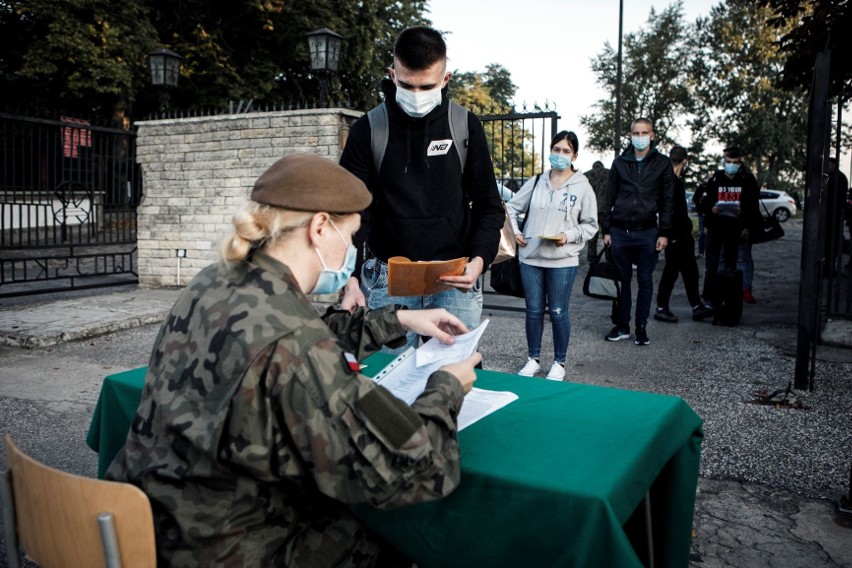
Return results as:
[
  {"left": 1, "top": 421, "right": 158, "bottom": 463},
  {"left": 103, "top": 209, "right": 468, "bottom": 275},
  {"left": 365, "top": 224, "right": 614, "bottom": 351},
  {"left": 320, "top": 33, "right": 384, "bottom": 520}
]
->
[
  {"left": 519, "top": 263, "right": 578, "bottom": 363},
  {"left": 366, "top": 260, "right": 483, "bottom": 350},
  {"left": 610, "top": 227, "right": 659, "bottom": 329}
]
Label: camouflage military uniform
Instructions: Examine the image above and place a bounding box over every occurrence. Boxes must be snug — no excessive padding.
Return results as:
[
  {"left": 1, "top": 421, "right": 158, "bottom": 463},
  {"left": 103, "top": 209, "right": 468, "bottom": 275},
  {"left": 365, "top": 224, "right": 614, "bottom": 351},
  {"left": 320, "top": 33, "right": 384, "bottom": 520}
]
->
[
  {"left": 106, "top": 251, "right": 464, "bottom": 567},
  {"left": 584, "top": 164, "right": 611, "bottom": 263}
]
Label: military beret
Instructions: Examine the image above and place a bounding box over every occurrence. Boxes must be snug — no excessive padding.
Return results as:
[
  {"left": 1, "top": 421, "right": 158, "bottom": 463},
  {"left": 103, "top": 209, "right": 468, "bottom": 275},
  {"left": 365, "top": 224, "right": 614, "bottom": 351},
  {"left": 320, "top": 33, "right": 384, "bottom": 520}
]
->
[{"left": 251, "top": 154, "right": 372, "bottom": 213}]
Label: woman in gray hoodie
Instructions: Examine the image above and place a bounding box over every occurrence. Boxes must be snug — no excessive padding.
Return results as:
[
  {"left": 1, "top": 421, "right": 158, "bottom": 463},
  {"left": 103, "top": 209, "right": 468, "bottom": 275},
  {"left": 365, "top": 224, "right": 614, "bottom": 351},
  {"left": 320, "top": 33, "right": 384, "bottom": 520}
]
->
[{"left": 506, "top": 131, "right": 598, "bottom": 380}]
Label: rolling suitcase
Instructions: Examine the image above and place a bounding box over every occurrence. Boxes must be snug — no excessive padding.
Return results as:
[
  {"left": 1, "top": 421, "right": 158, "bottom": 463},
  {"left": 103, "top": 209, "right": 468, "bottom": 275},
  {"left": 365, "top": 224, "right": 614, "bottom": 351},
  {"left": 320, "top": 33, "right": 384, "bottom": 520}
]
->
[{"left": 713, "top": 269, "right": 743, "bottom": 326}]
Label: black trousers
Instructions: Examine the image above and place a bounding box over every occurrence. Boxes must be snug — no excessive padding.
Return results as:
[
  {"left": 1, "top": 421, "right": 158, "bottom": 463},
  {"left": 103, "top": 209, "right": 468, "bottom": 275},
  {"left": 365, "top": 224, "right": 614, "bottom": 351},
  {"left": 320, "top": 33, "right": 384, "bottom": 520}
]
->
[
  {"left": 702, "top": 224, "right": 742, "bottom": 302},
  {"left": 656, "top": 233, "right": 701, "bottom": 308}
]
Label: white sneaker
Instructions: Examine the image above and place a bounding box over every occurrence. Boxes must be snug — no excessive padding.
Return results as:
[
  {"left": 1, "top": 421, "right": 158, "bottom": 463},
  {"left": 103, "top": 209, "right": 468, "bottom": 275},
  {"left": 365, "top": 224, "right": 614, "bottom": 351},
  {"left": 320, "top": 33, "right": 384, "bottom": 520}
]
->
[
  {"left": 546, "top": 362, "right": 566, "bottom": 381},
  {"left": 518, "top": 358, "right": 540, "bottom": 377}
]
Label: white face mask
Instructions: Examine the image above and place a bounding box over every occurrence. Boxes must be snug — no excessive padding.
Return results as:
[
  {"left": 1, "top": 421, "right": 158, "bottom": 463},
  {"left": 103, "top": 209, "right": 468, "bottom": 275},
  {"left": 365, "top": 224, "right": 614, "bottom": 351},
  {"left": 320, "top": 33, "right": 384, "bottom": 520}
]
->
[{"left": 395, "top": 85, "right": 443, "bottom": 118}]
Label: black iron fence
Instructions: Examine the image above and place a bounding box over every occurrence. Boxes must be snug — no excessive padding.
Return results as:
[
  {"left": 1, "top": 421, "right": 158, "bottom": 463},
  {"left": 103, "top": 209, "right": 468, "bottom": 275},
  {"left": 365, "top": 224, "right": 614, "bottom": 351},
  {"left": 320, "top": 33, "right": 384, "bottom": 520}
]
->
[
  {"left": 0, "top": 113, "right": 141, "bottom": 296},
  {"left": 478, "top": 105, "right": 560, "bottom": 312}
]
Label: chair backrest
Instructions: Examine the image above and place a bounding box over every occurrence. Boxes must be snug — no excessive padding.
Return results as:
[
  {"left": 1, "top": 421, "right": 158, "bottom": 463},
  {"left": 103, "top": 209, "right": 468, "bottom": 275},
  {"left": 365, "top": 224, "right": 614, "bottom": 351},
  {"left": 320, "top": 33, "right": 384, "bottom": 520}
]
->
[{"left": 2, "top": 435, "right": 156, "bottom": 568}]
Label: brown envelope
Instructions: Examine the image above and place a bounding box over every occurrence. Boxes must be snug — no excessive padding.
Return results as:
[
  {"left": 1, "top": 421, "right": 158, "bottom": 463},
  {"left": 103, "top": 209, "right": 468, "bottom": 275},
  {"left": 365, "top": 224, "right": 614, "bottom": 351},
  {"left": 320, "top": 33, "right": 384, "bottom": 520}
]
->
[{"left": 387, "top": 256, "right": 467, "bottom": 297}]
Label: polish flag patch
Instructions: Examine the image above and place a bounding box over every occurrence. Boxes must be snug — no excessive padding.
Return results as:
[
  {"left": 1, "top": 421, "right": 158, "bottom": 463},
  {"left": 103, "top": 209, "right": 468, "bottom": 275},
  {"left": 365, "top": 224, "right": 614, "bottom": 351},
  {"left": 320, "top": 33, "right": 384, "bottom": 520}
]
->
[{"left": 343, "top": 352, "right": 360, "bottom": 373}]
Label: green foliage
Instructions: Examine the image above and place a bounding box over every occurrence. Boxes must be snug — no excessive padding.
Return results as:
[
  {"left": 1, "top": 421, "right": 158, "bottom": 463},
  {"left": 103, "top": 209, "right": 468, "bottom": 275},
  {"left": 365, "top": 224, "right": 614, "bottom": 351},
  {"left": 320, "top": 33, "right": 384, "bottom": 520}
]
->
[
  {"left": 0, "top": 0, "right": 158, "bottom": 119},
  {"left": 582, "top": 0, "right": 810, "bottom": 192},
  {"left": 690, "top": 0, "right": 807, "bottom": 191},
  {"left": 449, "top": 65, "right": 539, "bottom": 185},
  {"left": 580, "top": 2, "right": 694, "bottom": 155},
  {"left": 756, "top": 0, "right": 852, "bottom": 97},
  {"left": 0, "top": 0, "right": 431, "bottom": 118}
]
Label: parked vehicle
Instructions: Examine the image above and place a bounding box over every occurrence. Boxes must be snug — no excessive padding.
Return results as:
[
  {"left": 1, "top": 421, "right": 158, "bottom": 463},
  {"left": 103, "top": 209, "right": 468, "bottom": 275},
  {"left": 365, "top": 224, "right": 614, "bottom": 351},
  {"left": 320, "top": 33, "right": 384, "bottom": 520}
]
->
[{"left": 759, "top": 189, "right": 797, "bottom": 222}]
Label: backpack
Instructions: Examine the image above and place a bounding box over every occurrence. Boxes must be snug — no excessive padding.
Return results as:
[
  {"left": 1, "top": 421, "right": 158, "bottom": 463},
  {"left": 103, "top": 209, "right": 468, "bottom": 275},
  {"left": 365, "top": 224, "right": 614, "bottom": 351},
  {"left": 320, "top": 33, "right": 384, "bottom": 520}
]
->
[{"left": 367, "top": 101, "right": 469, "bottom": 173}]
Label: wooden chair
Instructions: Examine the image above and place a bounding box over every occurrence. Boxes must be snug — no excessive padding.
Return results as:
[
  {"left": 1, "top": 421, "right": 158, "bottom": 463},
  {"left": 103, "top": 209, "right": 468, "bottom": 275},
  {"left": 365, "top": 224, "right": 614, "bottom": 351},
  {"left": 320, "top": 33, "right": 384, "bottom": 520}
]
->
[{"left": 0, "top": 435, "right": 156, "bottom": 568}]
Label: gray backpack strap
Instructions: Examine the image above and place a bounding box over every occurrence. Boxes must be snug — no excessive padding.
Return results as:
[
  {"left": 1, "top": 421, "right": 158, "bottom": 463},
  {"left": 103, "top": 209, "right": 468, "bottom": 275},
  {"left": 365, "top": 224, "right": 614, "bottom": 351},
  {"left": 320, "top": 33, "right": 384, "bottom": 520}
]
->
[
  {"left": 368, "top": 100, "right": 467, "bottom": 173},
  {"left": 367, "top": 103, "right": 389, "bottom": 173},
  {"left": 448, "top": 101, "right": 469, "bottom": 172}
]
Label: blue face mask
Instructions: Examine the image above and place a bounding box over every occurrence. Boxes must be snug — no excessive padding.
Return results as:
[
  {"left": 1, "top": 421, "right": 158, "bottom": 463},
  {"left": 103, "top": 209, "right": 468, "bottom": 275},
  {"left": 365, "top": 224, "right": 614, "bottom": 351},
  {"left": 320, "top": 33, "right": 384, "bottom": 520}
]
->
[
  {"left": 724, "top": 162, "right": 741, "bottom": 176},
  {"left": 311, "top": 222, "right": 357, "bottom": 295},
  {"left": 631, "top": 135, "right": 651, "bottom": 151},
  {"left": 549, "top": 153, "right": 572, "bottom": 171}
]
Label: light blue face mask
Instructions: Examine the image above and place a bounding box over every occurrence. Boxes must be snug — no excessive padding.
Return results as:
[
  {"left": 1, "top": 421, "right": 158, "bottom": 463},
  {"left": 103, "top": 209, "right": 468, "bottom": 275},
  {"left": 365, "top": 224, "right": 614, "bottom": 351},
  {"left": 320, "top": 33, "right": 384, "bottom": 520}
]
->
[
  {"left": 631, "top": 135, "right": 651, "bottom": 151},
  {"left": 549, "top": 153, "right": 572, "bottom": 171},
  {"left": 311, "top": 222, "right": 357, "bottom": 295},
  {"left": 724, "top": 162, "right": 741, "bottom": 176}
]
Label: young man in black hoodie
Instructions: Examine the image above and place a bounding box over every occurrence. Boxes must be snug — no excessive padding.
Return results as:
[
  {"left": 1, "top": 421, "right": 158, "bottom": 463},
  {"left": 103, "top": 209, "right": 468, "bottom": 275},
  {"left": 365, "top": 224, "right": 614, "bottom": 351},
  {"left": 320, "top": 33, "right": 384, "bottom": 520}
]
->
[
  {"left": 339, "top": 27, "right": 503, "bottom": 348},
  {"left": 698, "top": 147, "right": 761, "bottom": 308},
  {"left": 601, "top": 118, "right": 675, "bottom": 346}
]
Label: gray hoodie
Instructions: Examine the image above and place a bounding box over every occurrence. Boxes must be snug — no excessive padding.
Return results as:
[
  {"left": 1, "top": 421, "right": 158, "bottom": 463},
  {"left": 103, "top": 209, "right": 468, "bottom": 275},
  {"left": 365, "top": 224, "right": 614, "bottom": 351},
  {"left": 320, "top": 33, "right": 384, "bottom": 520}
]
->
[{"left": 506, "top": 170, "right": 598, "bottom": 268}]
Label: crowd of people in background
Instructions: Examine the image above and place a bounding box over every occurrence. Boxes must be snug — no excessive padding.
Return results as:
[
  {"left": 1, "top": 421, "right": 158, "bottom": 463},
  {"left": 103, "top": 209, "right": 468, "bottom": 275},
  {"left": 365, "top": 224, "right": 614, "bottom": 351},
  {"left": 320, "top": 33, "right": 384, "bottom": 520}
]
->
[{"left": 106, "top": 25, "right": 850, "bottom": 568}]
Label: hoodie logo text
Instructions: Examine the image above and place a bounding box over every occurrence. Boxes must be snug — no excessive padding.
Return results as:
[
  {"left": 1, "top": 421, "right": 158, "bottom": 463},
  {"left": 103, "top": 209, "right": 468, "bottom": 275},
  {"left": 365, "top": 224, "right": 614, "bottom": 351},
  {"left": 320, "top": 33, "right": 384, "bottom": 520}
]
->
[{"left": 427, "top": 139, "right": 454, "bottom": 156}]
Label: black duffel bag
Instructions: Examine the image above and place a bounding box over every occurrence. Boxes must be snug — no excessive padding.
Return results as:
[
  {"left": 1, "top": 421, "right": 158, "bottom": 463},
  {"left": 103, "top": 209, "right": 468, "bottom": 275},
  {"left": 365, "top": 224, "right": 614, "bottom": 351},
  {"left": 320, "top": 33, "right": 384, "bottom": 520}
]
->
[{"left": 583, "top": 248, "right": 621, "bottom": 300}]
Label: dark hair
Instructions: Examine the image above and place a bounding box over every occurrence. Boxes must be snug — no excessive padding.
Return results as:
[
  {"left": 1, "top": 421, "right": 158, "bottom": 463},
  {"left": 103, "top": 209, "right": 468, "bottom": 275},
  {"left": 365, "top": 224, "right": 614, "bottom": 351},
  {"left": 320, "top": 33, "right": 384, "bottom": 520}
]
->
[
  {"left": 723, "top": 146, "right": 742, "bottom": 160},
  {"left": 394, "top": 27, "right": 447, "bottom": 70},
  {"left": 669, "top": 145, "right": 688, "bottom": 164},
  {"left": 551, "top": 130, "right": 580, "bottom": 154},
  {"left": 592, "top": 160, "right": 604, "bottom": 169}
]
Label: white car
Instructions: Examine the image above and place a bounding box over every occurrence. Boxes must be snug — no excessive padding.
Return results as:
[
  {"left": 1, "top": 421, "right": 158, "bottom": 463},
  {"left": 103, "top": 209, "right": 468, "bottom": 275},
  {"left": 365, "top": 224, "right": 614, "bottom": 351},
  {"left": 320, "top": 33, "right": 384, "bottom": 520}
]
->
[{"left": 759, "top": 189, "right": 797, "bottom": 222}]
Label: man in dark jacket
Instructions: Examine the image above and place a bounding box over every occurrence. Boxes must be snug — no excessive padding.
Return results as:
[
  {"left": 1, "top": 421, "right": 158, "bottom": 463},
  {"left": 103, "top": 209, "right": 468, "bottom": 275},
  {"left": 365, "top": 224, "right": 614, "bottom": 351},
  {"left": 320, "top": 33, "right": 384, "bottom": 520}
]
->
[
  {"left": 601, "top": 117, "right": 675, "bottom": 346},
  {"left": 653, "top": 146, "right": 713, "bottom": 323},
  {"left": 698, "top": 146, "right": 761, "bottom": 307},
  {"left": 584, "top": 160, "right": 610, "bottom": 264},
  {"left": 339, "top": 27, "right": 503, "bottom": 348}
]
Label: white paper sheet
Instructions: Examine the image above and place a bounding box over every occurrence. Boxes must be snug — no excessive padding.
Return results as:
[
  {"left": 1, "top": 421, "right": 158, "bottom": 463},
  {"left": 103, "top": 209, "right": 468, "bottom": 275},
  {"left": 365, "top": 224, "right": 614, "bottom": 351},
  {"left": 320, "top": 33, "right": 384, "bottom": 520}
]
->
[{"left": 369, "top": 319, "right": 517, "bottom": 426}]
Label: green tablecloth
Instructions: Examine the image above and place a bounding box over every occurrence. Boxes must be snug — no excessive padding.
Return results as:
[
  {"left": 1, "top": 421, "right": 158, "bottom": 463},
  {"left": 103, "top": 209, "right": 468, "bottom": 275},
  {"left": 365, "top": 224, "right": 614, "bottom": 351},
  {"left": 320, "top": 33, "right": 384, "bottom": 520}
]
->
[{"left": 86, "top": 355, "right": 702, "bottom": 568}]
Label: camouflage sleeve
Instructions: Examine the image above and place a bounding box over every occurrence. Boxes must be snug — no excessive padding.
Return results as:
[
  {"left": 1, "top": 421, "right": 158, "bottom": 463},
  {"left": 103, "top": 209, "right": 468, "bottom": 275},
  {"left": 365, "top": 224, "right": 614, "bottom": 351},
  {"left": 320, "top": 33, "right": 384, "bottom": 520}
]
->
[
  {"left": 321, "top": 305, "right": 407, "bottom": 358},
  {"left": 219, "top": 328, "right": 464, "bottom": 511}
]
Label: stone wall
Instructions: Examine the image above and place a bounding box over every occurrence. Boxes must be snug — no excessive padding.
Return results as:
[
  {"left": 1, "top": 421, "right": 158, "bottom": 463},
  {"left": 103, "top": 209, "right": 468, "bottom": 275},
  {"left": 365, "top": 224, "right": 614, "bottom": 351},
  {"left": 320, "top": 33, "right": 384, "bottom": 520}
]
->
[{"left": 135, "top": 108, "right": 361, "bottom": 288}]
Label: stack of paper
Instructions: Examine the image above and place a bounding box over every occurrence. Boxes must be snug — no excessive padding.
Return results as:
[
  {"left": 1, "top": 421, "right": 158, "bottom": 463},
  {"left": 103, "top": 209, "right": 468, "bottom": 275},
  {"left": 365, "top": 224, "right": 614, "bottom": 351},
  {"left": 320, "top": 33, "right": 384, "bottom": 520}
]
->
[{"left": 370, "top": 320, "right": 518, "bottom": 430}]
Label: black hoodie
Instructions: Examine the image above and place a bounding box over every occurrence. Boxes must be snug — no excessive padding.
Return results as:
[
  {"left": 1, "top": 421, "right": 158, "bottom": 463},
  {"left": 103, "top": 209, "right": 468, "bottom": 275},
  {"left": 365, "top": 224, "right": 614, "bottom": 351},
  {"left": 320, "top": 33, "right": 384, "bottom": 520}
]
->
[{"left": 340, "top": 80, "right": 503, "bottom": 273}]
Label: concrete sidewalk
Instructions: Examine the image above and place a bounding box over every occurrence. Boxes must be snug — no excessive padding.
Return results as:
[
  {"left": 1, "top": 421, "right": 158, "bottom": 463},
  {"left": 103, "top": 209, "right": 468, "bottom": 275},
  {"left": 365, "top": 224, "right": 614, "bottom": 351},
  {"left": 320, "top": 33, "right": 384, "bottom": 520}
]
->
[{"left": 1, "top": 218, "right": 851, "bottom": 567}]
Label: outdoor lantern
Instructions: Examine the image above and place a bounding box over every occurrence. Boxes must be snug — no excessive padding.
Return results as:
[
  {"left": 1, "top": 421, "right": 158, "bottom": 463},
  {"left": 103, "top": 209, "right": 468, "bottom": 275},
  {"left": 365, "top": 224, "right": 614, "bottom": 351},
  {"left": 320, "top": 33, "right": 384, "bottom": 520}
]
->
[
  {"left": 305, "top": 28, "right": 343, "bottom": 72},
  {"left": 148, "top": 48, "right": 183, "bottom": 88}
]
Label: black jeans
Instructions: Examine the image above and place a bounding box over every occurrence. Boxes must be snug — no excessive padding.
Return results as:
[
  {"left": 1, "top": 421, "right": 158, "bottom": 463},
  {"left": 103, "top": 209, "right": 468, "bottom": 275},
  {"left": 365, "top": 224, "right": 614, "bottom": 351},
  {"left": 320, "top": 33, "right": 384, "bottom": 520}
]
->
[
  {"left": 657, "top": 233, "right": 701, "bottom": 309},
  {"left": 610, "top": 227, "right": 659, "bottom": 329},
  {"left": 702, "top": 223, "right": 742, "bottom": 303}
]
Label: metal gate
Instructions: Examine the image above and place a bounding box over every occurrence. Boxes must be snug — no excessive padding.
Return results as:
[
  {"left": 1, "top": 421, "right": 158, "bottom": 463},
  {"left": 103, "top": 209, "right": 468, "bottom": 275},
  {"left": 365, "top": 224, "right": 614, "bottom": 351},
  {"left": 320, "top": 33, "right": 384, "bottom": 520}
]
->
[
  {"left": 479, "top": 105, "right": 560, "bottom": 311},
  {"left": 0, "top": 113, "right": 141, "bottom": 297}
]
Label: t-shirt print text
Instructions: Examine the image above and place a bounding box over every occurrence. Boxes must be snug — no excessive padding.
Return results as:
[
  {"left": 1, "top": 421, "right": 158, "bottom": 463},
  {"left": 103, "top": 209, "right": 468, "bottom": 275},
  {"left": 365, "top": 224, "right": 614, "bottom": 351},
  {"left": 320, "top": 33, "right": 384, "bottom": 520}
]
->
[{"left": 427, "top": 139, "right": 454, "bottom": 156}]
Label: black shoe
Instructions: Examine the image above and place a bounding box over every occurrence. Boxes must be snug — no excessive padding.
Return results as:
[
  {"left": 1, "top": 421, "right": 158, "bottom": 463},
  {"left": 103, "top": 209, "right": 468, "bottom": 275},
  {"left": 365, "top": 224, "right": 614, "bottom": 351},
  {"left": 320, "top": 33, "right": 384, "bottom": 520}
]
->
[
  {"left": 634, "top": 326, "right": 650, "bottom": 346},
  {"left": 653, "top": 307, "right": 679, "bottom": 323},
  {"left": 692, "top": 303, "right": 714, "bottom": 321},
  {"left": 605, "top": 326, "right": 630, "bottom": 341}
]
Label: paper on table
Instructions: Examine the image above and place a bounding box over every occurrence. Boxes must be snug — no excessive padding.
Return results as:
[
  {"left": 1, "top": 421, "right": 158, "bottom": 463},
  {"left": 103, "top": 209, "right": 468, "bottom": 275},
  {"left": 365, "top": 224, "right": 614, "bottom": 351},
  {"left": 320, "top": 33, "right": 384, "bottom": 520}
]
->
[
  {"left": 387, "top": 256, "right": 467, "bottom": 297},
  {"left": 416, "top": 319, "right": 489, "bottom": 367},
  {"left": 369, "top": 319, "right": 515, "bottom": 429},
  {"left": 457, "top": 388, "right": 519, "bottom": 431}
]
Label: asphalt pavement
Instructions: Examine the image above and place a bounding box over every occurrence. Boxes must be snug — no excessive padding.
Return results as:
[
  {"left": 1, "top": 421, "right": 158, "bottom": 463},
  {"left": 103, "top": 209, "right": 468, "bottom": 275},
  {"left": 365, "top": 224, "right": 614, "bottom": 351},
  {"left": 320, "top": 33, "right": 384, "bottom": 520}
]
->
[{"left": 1, "top": 217, "right": 851, "bottom": 567}]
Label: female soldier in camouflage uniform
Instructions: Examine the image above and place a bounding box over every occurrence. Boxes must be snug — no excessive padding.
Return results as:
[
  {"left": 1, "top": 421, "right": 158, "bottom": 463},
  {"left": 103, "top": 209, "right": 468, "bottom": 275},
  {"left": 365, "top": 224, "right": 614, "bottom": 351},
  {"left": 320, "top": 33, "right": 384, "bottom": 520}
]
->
[{"left": 107, "top": 154, "right": 480, "bottom": 567}]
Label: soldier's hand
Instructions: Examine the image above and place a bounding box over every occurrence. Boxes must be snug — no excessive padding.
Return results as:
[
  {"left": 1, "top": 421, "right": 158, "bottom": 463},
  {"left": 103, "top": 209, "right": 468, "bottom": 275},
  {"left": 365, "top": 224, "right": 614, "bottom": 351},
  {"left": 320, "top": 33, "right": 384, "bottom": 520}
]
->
[
  {"left": 339, "top": 277, "right": 366, "bottom": 313},
  {"left": 440, "top": 352, "right": 481, "bottom": 395},
  {"left": 396, "top": 308, "right": 469, "bottom": 345}
]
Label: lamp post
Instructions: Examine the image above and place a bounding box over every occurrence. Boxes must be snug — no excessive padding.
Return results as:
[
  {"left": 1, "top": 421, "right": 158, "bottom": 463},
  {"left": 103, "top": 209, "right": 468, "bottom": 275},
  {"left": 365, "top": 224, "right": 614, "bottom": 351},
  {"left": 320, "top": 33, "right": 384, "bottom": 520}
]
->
[
  {"left": 148, "top": 48, "right": 183, "bottom": 111},
  {"left": 614, "top": 0, "right": 624, "bottom": 158},
  {"left": 305, "top": 28, "right": 343, "bottom": 107}
]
